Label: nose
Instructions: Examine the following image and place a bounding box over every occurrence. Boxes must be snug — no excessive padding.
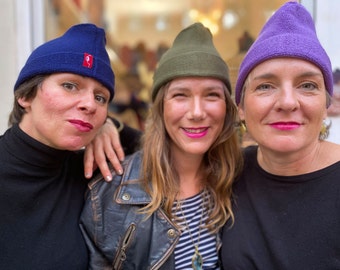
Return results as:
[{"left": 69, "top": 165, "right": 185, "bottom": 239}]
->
[
  {"left": 188, "top": 97, "right": 205, "bottom": 120},
  {"left": 78, "top": 91, "right": 97, "bottom": 114},
  {"left": 274, "top": 87, "right": 300, "bottom": 112}
]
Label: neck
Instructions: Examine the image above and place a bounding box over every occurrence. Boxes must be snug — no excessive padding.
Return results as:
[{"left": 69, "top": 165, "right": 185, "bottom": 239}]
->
[
  {"left": 173, "top": 154, "right": 205, "bottom": 199},
  {"left": 257, "top": 140, "right": 339, "bottom": 175}
]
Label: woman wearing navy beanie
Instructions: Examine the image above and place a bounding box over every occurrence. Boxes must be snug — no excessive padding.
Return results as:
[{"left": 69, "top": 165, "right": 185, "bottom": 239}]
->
[
  {"left": 221, "top": 2, "right": 340, "bottom": 269},
  {"left": 0, "top": 23, "right": 139, "bottom": 269}
]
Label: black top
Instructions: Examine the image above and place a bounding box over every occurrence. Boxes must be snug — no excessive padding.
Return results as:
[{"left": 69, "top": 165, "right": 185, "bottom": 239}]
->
[
  {"left": 221, "top": 146, "right": 340, "bottom": 270},
  {"left": 0, "top": 124, "right": 88, "bottom": 269}
]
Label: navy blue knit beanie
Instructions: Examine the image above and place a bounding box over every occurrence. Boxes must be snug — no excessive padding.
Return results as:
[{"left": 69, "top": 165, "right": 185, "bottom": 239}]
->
[
  {"left": 235, "top": 1, "right": 333, "bottom": 105},
  {"left": 14, "top": 23, "right": 115, "bottom": 101}
]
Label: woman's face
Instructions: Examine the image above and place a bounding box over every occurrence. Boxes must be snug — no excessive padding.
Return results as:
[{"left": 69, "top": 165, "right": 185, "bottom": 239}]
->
[
  {"left": 163, "top": 77, "right": 227, "bottom": 159},
  {"left": 239, "top": 58, "right": 328, "bottom": 154},
  {"left": 19, "top": 73, "right": 110, "bottom": 150}
]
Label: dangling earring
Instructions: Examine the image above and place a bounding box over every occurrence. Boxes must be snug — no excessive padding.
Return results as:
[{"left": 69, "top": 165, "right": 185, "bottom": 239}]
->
[
  {"left": 239, "top": 120, "right": 247, "bottom": 135},
  {"left": 319, "top": 119, "right": 331, "bottom": 140}
]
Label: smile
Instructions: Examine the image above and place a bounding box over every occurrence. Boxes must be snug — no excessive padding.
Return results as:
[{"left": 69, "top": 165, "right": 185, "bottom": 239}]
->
[
  {"left": 183, "top": 127, "right": 208, "bottom": 134},
  {"left": 182, "top": 127, "right": 208, "bottom": 138},
  {"left": 270, "top": 122, "right": 301, "bottom": 130}
]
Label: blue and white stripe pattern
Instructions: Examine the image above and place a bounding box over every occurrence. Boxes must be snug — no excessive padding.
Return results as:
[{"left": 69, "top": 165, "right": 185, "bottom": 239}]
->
[{"left": 172, "top": 190, "right": 220, "bottom": 269}]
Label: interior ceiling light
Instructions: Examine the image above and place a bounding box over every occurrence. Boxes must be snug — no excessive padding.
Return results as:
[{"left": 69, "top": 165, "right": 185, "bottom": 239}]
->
[
  {"left": 187, "top": 8, "right": 221, "bottom": 35},
  {"left": 222, "top": 10, "right": 239, "bottom": 29}
]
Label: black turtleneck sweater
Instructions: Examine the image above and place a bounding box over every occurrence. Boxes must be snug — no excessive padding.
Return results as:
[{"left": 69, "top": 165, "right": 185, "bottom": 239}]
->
[{"left": 0, "top": 124, "right": 88, "bottom": 269}]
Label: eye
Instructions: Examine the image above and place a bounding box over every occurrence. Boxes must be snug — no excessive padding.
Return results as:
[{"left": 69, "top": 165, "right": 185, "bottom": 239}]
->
[
  {"left": 255, "top": 83, "right": 273, "bottom": 91},
  {"left": 62, "top": 82, "right": 77, "bottom": 91},
  {"left": 300, "top": 82, "right": 317, "bottom": 90},
  {"left": 207, "top": 91, "right": 223, "bottom": 98},
  {"left": 95, "top": 94, "right": 108, "bottom": 104},
  {"left": 168, "top": 91, "right": 187, "bottom": 99},
  {"left": 174, "top": 92, "right": 186, "bottom": 97}
]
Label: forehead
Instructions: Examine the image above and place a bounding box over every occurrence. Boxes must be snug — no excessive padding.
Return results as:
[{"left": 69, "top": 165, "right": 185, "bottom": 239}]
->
[
  {"left": 251, "top": 57, "right": 322, "bottom": 74},
  {"left": 168, "top": 77, "right": 225, "bottom": 89}
]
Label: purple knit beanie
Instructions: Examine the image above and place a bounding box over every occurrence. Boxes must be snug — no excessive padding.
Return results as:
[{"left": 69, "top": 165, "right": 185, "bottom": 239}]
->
[
  {"left": 14, "top": 23, "right": 115, "bottom": 101},
  {"left": 235, "top": 1, "right": 333, "bottom": 105}
]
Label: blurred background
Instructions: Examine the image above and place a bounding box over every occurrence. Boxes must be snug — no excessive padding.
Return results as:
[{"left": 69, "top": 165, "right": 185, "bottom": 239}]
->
[{"left": 1, "top": 0, "right": 339, "bottom": 142}]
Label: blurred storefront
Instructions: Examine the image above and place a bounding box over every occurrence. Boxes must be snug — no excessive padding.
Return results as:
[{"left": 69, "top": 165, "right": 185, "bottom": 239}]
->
[
  {"left": 45, "top": 0, "right": 289, "bottom": 131},
  {"left": 1, "top": 0, "right": 339, "bottom": 141}
]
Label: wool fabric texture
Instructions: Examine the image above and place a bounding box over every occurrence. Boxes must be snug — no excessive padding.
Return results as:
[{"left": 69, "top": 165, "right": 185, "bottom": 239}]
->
[
  {"left": 14, "top": 23, "right": 115, "bottom": 101},
  {"left": 152, "top": 22, "right": 231, "bottom": 101},
  {"left": 235, "top": 1, "right": 333, "bottom": 105}
]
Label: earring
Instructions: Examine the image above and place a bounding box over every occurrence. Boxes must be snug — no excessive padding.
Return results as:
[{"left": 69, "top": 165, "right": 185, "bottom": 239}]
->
[
  {"left": 239, "top": 121, "right": 247, "bottom": 135},
  {"left": 319, "top": 119, "right": 331, "bottom": 140}
]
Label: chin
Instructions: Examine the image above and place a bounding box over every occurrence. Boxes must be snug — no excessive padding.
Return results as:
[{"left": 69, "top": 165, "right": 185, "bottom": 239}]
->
[
  {"left": 262, "top": 141, "right": 302, "bottom": 153},
  {"left": 60, "top": 138, "right": 90, "bottom": 151}
]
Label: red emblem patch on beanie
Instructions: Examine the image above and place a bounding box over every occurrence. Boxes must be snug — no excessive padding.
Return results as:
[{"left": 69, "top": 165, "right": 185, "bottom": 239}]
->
[{"left": 83, "top": 53, "right": 93, "bottom": 68}]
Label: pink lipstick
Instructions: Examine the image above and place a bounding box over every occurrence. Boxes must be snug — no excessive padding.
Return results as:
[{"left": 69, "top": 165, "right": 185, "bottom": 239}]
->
[
  {"left": 182, "top": 127, "right": 208, "bottom": 138},
  {"left": 69, "top": 120, "right": 93, "bottom": 132},
  {"left": 270, "top": 122, "right": 300, "bottom": 130}
]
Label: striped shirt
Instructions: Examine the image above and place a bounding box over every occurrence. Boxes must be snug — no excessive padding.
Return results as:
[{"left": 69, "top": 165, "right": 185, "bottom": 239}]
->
[{"left": 172, "top": 191, "right": 220, "bottom": 270}]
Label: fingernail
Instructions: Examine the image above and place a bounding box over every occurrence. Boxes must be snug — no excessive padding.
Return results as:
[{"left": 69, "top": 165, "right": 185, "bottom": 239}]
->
[{"left": 106, "top": 175, "right": 112, "bottom": 181}]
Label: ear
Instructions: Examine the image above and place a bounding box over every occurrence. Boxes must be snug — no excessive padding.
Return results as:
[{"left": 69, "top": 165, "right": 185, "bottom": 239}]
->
[
  {"left": 238, "top": 104, "right": 245, "bottom": 121},
  {"left": 17, "top": 97, "right": 32, "bottom": 109}
]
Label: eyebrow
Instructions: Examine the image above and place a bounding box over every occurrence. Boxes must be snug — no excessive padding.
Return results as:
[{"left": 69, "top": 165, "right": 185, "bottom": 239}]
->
[
  {"left": 297, "top": 71, "right": 324, "bottom": 79},
  {"left": 252, "top": 70, "right": 323, "bottom": 81},
  {"left": 252, "top": 73, "right": 275, "bottom": 81},
  {"left": 168, "top": 84, "right": 224, "bottom": 91}
]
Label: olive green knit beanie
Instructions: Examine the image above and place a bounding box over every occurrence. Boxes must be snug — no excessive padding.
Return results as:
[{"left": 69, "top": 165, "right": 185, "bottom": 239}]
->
[{"left": 151, "top": 22, "right": 231, "bottom": 101}]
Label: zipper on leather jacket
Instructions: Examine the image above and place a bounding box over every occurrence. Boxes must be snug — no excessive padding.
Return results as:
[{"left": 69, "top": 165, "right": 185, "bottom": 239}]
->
[{"left": 112, "top": 224, "right": 136, "bottom": 270}]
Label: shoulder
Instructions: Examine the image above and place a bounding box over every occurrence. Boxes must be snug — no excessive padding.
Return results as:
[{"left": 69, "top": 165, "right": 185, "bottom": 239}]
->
[
  {"left": 242, "top": 145, "right": 258, "bottom": 164},
  {"left": 86, "top": 151, "right": 144, "bottom": 196},
  {"left": 234, "top": 146, "right": 261, "bottom": 186}
]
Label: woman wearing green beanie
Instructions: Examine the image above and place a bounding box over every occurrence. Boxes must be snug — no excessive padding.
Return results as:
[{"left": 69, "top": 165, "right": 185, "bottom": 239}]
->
[{"left": 80, "top": 22, "right": 242, "bottom": 269}]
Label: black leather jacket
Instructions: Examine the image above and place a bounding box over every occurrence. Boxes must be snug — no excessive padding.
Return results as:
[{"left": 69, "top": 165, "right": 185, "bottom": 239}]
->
[{"left": 80, "top": 151, "right": 181, "bottom": 270}]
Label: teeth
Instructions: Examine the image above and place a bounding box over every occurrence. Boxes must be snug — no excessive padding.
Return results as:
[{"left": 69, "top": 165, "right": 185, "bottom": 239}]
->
[{"left": 184, "top": 128, "right": 205, "bottom": 133}]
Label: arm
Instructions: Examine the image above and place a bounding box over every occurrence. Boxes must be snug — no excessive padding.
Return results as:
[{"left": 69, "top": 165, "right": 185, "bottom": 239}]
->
[
  {"left": 80, "top": 191, "right": 113, "bottom": 270},
  {"left": 80, "top": 225, "right": 112, "bottom": 270},
  {"left": 84, "top": 118, "right": 124, "bottom": 181},
  {"left": 84, "top": 118, "right": 142, "bottom": 181}
]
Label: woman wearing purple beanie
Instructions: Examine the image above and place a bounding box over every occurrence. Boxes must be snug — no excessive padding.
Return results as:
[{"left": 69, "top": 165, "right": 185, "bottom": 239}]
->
[{"left": 221, "top": 1, "right": 340, "bottom": 269}]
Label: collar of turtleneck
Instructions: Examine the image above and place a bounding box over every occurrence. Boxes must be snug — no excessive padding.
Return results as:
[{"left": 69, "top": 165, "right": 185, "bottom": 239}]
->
[{"left": 2, "top": 124, "right": 70, "bottom": 169}]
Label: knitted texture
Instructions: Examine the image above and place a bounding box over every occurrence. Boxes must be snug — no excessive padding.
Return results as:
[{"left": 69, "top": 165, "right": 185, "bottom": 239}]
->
[
  {"left": 235, "top": 1, "right": 333, "bottom": 105},
  {"left": 14, "top": 23, "right": 115, "bottom": 101},
  {"left": 152, "top": 22, "right": 231, "bottom": 101}
]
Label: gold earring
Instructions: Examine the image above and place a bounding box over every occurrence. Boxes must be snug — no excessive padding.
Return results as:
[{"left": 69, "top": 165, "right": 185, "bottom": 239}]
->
[
  {"left": 319, "top": 119, "right": 331, "bottom": 140},
  {"left": 240, "top": 121, "right": 247, "bottom": 135}
]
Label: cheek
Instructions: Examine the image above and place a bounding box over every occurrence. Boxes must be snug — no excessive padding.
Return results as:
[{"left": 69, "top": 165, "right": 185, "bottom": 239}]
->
[
  {"left": 37, "top": 89, "right": 66, "bottom": 111},
  {"left": 91, "top": 107, "right": 108, "bottom": 132},
  {"left": 30, "top": 97, "right": 63, "bottom": 118},
  {"left": 307, "top": 105, "right": 327, "bottom": 124},
  {"left": 210, "top": 103, "right": 226, "bottom": 125},
  {"left": 242, "top": 97, "right": 268, "bottom": 120},
  {"left": 163, "top": 101, "right": 187, "bottom": 124},
  {"left": 97, "top": 108, "right": 109, "bottom": 124}
]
